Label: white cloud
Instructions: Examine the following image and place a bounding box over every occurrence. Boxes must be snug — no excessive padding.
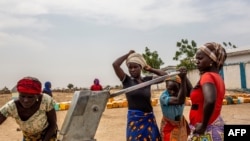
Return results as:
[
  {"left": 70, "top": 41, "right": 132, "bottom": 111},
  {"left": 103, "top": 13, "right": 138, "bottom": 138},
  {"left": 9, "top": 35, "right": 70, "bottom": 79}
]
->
[
  {"left": 45, "top": 0, "right": 207, "bottom": 30},
  {"left": 1, "top": 0, "right": 250, "bottom": 31},
  {"left": 0, "top": 32, "right": 46, "bottom": 50},
  {"left": 215, "top": 19, "right": 250, "bottom": 35},
  {"left": 0, "top": 0, "right": 207, "bottom": 30},
  {"left": 0, "top": 16, "right": 52, "bottom": 30}
]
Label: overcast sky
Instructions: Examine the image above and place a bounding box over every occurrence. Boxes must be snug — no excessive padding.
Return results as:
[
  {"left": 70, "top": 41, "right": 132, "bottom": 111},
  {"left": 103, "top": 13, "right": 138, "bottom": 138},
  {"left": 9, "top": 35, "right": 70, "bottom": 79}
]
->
[{"left": 1, "top": 0, "right": 250, "bottom": 89}]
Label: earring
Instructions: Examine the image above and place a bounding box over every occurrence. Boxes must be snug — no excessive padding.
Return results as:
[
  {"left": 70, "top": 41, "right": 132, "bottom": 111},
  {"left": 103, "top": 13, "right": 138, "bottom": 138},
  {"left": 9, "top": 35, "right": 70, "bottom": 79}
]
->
[
  {"left": 36, "top": 98, "right": 39, "bottom": 102},
  {"left": 210, "top": 63, "right": 212, "bottom": 67}
]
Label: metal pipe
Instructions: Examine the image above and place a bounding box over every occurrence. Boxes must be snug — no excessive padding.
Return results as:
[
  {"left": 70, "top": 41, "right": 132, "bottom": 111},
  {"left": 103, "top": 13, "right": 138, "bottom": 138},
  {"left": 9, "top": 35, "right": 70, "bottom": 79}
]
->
[{"left": 109, "top": 71, "right": 180, "bottom": 98}]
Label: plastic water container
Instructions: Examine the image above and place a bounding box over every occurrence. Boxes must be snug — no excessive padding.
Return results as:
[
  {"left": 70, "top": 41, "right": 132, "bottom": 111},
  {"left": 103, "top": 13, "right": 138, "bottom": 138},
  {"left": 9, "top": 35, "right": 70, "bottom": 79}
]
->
[
  {"left": 238, "top": 97, "right": 244, "bottom": 104},
  {"left": 59, "top": 102, "right": 70, "bottom": 110},
  {"left": 11, "top": 92, "right": 18, "bottom": 100},
  {"left": 54, "top": 103, "right": 60, "bottom": 111}
]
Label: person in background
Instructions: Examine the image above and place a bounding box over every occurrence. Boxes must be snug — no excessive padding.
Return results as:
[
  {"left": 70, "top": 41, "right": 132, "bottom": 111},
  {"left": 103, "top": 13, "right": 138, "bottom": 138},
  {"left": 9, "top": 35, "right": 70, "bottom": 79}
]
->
[
  {"left": 0, "top": 76, "right": 57, "bottom": 141},
  {"left": 159, "top": 66, "right": 191, "bottom": 141},
  {"left": 90, "top": 78, "right": 103, "bottom": 91},
  {"left": 112, "top": 50, "right": 167, "bottom": 141},
  {"left": 188, "top": 42, "right": 227, "bottom": 141},
  {"left": 43, "top": 81, "right": 53, "bottom": 97}
]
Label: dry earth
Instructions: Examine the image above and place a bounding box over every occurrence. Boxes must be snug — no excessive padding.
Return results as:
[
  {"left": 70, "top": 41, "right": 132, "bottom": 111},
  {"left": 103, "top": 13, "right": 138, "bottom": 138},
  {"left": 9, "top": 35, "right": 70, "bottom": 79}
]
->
[{"left": 0, "top": 91, "right": 250, "bottom": 141}]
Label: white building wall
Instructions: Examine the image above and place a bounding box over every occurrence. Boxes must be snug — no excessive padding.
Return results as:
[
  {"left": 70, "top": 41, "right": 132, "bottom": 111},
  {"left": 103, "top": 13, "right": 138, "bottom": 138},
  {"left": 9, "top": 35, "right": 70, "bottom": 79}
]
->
[
  {"left": 187, "top": 69, "right": 200, "bottom": 86},
  {"left": 152, "top": 62, "right": 250, "bottom": 90},
  {"left": 246, "top": 63, "right": 250, "bottom": 88},
  {"left": 223, "top": 65, "right": 241, "bottom": 89},
  {"left": 225, "top": 54, "right": 250, "bottom": 64}
]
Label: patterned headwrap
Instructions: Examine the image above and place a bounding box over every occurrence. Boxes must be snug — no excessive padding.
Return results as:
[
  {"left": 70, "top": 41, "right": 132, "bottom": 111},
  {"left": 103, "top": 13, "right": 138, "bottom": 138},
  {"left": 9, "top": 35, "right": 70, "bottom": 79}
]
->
[
  {"left": 126, "top": 53, "right": 147, "bottom": 68},
  {"left": 17, "top": 76, "right": 42, "bottom": 94},
  {"left": 199, "top": 42, "right": 227, "bottom": 69},
  {"left": 165, "top": 75, "right": 181, "bottom": 84}
]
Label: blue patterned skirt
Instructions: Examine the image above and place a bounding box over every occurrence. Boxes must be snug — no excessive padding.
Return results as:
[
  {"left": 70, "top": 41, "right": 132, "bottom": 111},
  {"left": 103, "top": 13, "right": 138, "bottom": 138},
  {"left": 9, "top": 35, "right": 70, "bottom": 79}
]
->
[{"left": 127, "top": 109, "right": 161, "bottom": 141}]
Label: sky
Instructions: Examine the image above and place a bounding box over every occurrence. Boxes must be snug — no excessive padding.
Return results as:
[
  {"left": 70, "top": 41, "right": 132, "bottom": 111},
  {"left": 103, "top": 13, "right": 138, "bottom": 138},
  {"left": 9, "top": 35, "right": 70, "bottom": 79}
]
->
[{"left": 1, "top": 0, "right": 250, "bottom": 89}]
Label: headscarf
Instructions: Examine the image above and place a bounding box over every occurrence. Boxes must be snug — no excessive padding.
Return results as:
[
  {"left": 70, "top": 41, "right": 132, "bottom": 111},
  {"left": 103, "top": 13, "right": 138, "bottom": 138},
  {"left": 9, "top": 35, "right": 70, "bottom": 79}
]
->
[
  {"left": 126, "top": 53, "right": 147, "bottom": 68},
  {"left": 44, "top": 81, "right": 51, "bottom": 89},
  {"left": 199, "top": 42, "right": 227, "bottom": 69},
  {"left": 165, "top": 75, "right": 181, "bottom": 84},
  {"left": 17, "top": 76, "right": 42, "bottom": 94},
  {"left": 43, "top": 81, "right": 52, "bottom": 94},
  {"left": 94, "top": 78, "right": 99, "bottom": 85}
]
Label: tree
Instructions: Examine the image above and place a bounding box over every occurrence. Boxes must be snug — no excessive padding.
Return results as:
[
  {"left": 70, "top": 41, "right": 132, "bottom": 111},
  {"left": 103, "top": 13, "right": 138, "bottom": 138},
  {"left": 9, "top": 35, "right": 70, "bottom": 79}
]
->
[
  {"left": 67, "top": 83, "right": 74, "bottom": 89},
  {"left": 142, "top": 47, "right": 164, "bottom": 74},
  {"left": 0, "top": 86, "right": 11, "bottom": 94},
  {"left": 222, "top": 42, "right": 237, "bottom": 49},
  {"left": 173, "top": 39, "right": 198, "bottom": 71}
]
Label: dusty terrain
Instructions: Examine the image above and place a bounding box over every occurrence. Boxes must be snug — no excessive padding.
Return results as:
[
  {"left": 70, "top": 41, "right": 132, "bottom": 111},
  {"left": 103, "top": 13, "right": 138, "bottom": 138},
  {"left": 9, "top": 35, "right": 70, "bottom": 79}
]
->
[{"left": 0, "top": 91, "right": 250, "bottom": 141}]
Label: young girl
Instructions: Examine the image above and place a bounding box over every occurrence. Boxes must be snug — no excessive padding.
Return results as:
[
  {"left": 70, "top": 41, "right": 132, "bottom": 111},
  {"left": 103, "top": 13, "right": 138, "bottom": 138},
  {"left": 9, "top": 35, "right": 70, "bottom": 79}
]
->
[{"left": 159, "top": 67, "right": 191, "bottom": 141}]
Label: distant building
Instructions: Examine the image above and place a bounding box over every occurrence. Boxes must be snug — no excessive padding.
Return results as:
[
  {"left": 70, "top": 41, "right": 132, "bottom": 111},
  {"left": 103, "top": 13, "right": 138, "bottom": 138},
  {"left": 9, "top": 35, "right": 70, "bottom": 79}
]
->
[
  {"left": 153, "top": 47, "right": 250, "bottom": 91},
  {"left": 225, "top": 47, "right": 250, "bottom": 64},
  {"left": 161, "top": 65, "right": 177, "bottom": 73},
  {"left": 223, "top": 47, "right": 250, "bottom": 90},
  {"left": 188, "top": 47, "right": 250, "bottom": 90}
]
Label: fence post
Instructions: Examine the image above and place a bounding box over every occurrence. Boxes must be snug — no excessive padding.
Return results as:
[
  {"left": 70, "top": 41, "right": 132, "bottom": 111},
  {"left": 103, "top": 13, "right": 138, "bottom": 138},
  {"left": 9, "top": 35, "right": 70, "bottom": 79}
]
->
[{"left": 240, "top": 62, "right": 247, "bottom": 89}]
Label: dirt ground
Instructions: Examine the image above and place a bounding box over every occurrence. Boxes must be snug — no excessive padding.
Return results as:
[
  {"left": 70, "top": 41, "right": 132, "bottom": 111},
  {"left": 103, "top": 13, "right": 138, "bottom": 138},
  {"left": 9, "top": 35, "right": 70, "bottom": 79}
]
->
[{"left": 0, "top": 91, "right": 250, "bottom": 141}]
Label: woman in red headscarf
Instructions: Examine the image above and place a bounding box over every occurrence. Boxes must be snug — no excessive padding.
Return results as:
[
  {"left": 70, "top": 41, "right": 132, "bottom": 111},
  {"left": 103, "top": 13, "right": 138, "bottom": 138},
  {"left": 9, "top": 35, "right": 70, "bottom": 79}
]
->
[{"left": 0, "top": 76, "right": 57, "bottom": 141}]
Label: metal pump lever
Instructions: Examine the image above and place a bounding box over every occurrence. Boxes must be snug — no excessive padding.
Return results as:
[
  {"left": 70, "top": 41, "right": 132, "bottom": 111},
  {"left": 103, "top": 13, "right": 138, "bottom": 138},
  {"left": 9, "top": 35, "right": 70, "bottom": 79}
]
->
[
  {"left": 109, "top": 71, "right": 180, "bottom": 98},
  {"left": 57, "top": 72, "right": 180, "bottom": 141}
]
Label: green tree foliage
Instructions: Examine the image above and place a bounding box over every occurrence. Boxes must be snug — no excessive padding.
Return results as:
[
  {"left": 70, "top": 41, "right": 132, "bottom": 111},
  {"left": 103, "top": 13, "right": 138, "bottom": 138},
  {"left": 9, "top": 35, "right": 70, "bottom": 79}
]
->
[
  {"left": 142, "top": 47, "right": 164, "bottom": 73},
  {"left": 173, "top": 39, "right": 198, "bottom": 71},
  {"left": 222, "top": 42, "right": 237, "bottom": 49},
  {"left": 67, "top": 83, "right": 74, "bottom": 89}
]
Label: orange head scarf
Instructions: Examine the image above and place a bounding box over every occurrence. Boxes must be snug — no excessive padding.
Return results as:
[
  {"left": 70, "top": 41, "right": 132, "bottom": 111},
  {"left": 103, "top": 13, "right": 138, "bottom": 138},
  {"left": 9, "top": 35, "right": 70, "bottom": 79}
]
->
[
  {"left": 165, "top": 75, "right": 181, "bottom": 84},
  {"left": 17, "top": 76, "right": 42, "bottom": 94}
]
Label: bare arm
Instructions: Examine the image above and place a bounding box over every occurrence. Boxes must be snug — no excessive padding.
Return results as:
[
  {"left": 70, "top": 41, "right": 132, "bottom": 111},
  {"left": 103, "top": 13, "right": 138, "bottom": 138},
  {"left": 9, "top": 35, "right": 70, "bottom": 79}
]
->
[
  {"left": 43, "top": 109, "right": 57, "bottom": 141},
  {"left": 144, "top": 66, "right": 167, "bottom": 76},
  {"left": 168, "top": 77, "right": 187, "bottom": 105},
  {"left": 194, "top": 83, "right": 216, "bottom": 134},
  {"left": 186, "top": 78, "right": 193, "bottom": 97},
  {"left": 168, "top": 67, "right": 188, "bottom": 105},
  {"left": 112, "top": 50, "right": 135, "bottom": 81},
  {"left": 144, "top": 66, "right": 167, "bottom": 84}
]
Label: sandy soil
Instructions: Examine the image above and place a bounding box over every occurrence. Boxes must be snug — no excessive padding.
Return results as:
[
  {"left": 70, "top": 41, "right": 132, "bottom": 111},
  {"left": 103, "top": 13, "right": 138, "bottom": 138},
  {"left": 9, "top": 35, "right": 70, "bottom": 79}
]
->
[{"left": 0, "top": 92, "right": 250, "bottom": 141}]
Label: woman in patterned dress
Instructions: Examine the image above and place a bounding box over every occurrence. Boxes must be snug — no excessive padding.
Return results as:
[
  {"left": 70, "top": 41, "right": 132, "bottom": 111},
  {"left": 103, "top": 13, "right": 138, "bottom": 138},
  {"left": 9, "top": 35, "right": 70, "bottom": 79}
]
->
[
  {"left": 113, "top": 50, "right": 166, "bottom": 141},
  {"left": 0, "top": 76, "right": 57, "bottom": 141},
  {"left": 188, "top": 42, "right": 227, "bottom": 141}
]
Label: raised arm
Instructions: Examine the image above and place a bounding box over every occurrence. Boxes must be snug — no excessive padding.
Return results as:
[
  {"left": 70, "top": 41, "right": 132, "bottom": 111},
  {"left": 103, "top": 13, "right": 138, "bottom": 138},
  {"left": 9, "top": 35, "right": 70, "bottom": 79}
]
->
[
  {"left": 112, "top": 50, "right": 135, "bottom": 81},
  {"left": 168, "top": 66, "right": 188, "bottom": 105},
  {"left": 144, "top": 65, "right": 167, "bottom": 76}
]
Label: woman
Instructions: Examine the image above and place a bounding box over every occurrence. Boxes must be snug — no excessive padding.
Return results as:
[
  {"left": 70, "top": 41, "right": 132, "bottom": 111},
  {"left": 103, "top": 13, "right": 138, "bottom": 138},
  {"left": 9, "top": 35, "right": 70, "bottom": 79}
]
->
[
  {"left": 90, "top": 78, "right": 103, "bottom": 91},
  {"left": 188, "top": 42, "right": 227, "bottom": 141},
  {"left": 159, "top": 67, "right": 191, "bottom": 141},
  {"left": 42, "top": 81, "right": 53, "bottom": 97},
  {"left": 112, "top": 50, "right": 166, "bottom": 141},
  {"left": 0, "top": 76, "right": 57, "bottom": 141}
]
